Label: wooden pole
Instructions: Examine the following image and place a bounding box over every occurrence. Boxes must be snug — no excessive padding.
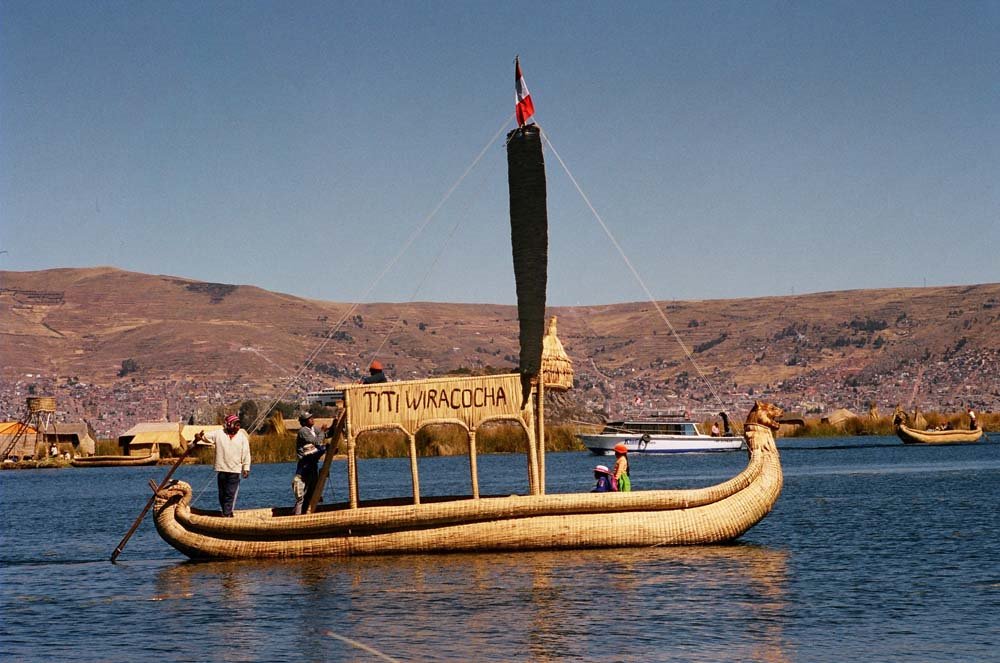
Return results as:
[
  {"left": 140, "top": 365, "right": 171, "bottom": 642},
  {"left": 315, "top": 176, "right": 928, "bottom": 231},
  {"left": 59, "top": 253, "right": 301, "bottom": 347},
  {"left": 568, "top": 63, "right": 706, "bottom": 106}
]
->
[
  {"left": 468, "top": 429, "right": 480, "bottom": 499},
  {"left": 537, "top": 377, "right": 546, "bottom": 495},
  {"left": 408, "top": 432, "right": 420, "bottom": 505},
  {"left": 306, "top": 408, "right": 346, "bottom": 514},
  {"left": 348, "top": 437, "right": 359, "bottom": 508},
  {"left": 110, "top": 444, "right": 195, "bottom": 563},
  {"left": 525, "top": 383, "right": 539, "bottom": 495}
]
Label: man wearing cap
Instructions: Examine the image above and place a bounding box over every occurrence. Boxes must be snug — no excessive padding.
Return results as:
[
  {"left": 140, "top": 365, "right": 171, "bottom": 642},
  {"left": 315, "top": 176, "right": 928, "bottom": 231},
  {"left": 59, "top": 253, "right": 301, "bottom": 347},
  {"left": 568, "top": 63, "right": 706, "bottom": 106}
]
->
[
  {"left": 193, "top": 414, "right": 251, "bottom": 517},
  {"left": 292, "top": 412, "right": 327, "bottom": 514},
  {"left": 361, "top": 360, "right": 388, "bottom": 384}
]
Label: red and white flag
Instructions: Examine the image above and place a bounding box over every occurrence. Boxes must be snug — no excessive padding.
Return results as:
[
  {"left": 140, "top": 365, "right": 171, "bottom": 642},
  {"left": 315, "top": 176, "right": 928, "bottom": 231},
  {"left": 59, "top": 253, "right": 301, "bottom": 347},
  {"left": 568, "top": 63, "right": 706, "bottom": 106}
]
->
[{"left": 514, "top": 56, "right": 534, "bottom": 126}]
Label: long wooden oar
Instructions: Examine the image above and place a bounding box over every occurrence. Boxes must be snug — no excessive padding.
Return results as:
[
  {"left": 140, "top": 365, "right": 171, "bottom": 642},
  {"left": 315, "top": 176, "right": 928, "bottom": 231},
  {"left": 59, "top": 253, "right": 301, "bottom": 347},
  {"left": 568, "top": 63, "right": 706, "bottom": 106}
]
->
[{"left": 110, "top": 444, "right": 197, "bottom": 563}]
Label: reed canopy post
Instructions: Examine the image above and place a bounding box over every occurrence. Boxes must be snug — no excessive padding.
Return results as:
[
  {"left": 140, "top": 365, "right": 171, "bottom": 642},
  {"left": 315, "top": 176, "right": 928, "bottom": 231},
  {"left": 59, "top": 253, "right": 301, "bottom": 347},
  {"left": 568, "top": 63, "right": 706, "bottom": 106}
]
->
[
  {"left": 468, "top": 429, "right": 480, "bottom": 499},
  {"left": 407, "top": 431, "right": 420, "bottom": 504},
  {"left": 536, "top": 377, "right": 546, "bottom": 494}
]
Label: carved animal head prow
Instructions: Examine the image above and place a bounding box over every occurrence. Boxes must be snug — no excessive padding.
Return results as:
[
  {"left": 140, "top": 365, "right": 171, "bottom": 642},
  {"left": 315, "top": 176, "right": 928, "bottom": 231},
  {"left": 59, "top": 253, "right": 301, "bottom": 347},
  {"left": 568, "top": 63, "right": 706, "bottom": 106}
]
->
[{"left": 746, "top": 400, "right": 783, "bottom": 431}]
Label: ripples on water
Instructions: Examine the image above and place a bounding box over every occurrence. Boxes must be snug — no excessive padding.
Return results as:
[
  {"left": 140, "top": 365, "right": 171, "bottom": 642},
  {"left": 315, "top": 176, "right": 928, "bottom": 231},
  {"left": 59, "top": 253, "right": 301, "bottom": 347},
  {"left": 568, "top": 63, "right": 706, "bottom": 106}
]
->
[{"left": 2, "top": 436, "right": 998, "bottom": 661}]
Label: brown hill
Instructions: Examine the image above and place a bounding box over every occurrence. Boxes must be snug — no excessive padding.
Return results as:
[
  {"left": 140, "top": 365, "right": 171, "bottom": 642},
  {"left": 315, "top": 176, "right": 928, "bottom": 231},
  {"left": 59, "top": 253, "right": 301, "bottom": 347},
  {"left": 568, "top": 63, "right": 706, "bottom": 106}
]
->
[{"left": 2, "top": 268, "right": 998, "bottom": 435}]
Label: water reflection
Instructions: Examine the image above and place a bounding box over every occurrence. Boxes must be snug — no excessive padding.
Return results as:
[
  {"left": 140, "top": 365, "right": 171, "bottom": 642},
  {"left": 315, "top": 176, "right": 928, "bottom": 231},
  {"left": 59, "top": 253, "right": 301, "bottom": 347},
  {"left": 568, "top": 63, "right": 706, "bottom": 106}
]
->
[{"left": 155, "top": 545, "right": 789, "bottom": 661}]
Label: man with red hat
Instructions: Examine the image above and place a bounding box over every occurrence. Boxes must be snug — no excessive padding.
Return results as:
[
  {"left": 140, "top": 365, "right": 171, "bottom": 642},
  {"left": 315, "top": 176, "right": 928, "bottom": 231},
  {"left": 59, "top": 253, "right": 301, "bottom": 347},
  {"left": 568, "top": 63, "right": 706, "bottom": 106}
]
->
[
  {"left": 193, "top": 414, "right": 252, "bottom": 517},
  {"left": 361, "top": 359, "right": 388, "bottom": 384}
]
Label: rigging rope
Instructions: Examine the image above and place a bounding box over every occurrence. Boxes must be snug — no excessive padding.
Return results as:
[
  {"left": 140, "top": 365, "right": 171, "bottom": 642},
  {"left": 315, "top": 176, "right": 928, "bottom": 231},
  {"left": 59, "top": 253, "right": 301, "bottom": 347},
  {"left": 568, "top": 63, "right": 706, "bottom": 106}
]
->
[
  {"left": 536, "top": 123, "right": 727, "bottom": 411},
  {"left": 248, "top": 113, "right": 515, "bottom": 433},
  {"left": 365, "top": 121, "right": 515, "bottom": 365}
]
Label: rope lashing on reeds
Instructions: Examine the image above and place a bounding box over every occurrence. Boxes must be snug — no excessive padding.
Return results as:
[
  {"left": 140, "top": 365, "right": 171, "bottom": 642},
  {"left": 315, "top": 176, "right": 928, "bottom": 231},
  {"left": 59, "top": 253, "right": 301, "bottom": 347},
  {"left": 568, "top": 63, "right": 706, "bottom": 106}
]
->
[
  {"left": 506, "top": 124, "right": 548, "bottom": 407},
  {"left": 536, "top": 122, "right": 726, "bottom": 411}
]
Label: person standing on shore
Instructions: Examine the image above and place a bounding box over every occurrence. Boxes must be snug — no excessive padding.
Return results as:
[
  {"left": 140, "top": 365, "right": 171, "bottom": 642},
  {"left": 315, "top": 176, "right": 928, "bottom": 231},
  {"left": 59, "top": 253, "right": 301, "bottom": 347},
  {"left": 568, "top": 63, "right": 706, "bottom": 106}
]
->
[{"left": 193, "top": 414, "right": 251, "bottom": 517}]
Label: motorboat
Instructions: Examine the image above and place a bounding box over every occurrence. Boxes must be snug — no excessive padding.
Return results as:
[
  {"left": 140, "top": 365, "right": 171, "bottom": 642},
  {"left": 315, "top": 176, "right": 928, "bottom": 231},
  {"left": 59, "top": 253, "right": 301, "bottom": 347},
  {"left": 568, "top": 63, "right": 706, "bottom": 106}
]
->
[{"left": 580, "top": 413, "right": 744, "bottom": 454}]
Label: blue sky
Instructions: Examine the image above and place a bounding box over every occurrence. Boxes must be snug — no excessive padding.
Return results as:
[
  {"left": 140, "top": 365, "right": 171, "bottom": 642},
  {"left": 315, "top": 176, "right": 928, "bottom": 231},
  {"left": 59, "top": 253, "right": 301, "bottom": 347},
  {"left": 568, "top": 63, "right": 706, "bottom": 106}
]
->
[{"left": 2, "top": 1, "right": 997, "bottom": 306}]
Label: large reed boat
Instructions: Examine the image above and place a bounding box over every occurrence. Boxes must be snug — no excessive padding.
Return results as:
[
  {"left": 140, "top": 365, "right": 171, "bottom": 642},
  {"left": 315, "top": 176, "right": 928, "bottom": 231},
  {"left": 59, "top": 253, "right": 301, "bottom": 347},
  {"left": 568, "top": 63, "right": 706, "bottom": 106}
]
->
[{"left": 151, "top": 67, "right": 784, "bottom": 560}]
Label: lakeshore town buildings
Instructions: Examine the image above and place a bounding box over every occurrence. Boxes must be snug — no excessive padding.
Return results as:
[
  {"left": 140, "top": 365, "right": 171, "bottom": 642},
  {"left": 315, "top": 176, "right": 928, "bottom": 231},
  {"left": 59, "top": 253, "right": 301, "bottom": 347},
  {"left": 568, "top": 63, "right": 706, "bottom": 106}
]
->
[{"left": 2, "top": 344, "right": 996, "bottom": 440}]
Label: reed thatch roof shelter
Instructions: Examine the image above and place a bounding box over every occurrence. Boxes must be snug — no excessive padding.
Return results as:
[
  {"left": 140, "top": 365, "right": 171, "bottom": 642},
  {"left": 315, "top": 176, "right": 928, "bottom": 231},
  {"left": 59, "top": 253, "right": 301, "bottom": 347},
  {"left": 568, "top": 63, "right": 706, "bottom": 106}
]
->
[
  {"left": 119, "top": 422, "right": 185, "bottom": 457},
  {"left": 821, "top": 408, "right": 857, "bottom": 428},
  {"left": 180, "top": 424, "right": 223, "bottom": 447},
  {"left": 1, "top": 421, "right": 39, "bottom": 460},
  {"left": 42, "top": 423, "right": 96, "bottom": 456}
]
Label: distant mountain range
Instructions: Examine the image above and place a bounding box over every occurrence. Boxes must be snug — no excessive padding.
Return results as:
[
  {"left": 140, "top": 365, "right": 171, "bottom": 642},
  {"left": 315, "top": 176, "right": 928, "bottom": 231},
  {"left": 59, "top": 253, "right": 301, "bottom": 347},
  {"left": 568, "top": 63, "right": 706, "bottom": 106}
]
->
[{"left": 2, "top": 267, "right": 998, "bottom": 424}]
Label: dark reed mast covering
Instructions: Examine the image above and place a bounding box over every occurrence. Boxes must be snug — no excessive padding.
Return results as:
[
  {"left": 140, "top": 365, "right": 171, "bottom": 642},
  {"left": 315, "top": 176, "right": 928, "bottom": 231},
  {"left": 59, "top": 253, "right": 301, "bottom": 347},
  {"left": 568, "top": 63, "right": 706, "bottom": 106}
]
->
[{"left": 506, "top": 124, "right": 548, "bottom": 407}]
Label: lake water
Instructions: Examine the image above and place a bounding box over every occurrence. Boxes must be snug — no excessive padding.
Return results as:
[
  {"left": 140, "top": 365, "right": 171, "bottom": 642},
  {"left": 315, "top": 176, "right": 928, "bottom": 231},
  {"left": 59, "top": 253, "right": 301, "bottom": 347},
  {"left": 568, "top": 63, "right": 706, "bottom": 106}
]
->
[{"left": 2, "top": 435, "right": 999, "bottom": 662}]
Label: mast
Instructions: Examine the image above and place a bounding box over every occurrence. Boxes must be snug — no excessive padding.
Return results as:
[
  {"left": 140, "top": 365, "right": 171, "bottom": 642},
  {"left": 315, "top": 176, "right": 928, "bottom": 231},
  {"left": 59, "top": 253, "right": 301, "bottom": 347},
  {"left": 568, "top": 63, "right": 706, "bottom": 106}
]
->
[
  {"left": 506, "top": 124, "right": 548, "bottom": 408},
  {"left": 507, "top": 123, "right": 548, "bottom": 493}
]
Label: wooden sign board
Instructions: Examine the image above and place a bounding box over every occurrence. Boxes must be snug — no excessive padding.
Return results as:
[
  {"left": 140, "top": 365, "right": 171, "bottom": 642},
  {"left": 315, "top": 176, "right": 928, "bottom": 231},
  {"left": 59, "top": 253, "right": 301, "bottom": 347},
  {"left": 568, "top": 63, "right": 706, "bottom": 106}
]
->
[{"left": 338, "top": 373, "right": 530, "bottom": 435}]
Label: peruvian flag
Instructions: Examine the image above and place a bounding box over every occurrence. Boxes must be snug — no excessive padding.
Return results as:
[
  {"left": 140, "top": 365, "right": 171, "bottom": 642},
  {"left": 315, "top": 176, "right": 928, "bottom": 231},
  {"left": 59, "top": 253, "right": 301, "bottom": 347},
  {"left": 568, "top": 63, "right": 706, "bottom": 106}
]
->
[{"left": 514, "top": 56, "right": 535, "bottom": 126}]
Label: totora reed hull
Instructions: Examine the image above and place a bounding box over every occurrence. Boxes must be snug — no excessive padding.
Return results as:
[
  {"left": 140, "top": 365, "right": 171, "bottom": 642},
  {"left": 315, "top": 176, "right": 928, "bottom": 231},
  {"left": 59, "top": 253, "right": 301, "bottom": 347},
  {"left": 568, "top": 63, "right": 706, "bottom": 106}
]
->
[
  {"left": 895, "top": 423, "right": 984, "bottom": 445},
  {"left": 72, "top": 452, "right": 159, "bottom": 467},
  {"left": 152, "top": 424, "right": 781, "bottom": 559}
]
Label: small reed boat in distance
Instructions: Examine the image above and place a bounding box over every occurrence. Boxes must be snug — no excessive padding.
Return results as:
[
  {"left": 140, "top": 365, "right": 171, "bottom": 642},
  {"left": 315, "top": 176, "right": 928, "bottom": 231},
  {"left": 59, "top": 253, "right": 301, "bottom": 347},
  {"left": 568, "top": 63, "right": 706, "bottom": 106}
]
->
[
  {"left": 72, "top": 451, "right": 159, "bottom": 467},
  {"left": 892, "top": 406, "right": 984, "bottom": 445}
]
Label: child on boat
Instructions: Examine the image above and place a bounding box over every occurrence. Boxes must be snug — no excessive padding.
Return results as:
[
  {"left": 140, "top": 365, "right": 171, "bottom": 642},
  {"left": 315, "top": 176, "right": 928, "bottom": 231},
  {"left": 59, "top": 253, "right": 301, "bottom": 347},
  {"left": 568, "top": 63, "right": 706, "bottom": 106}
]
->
[
  {"left": 592, "top": 464, "right": 616, "bottom": 492},
  {"left": 613, "top": 443, "right": 631, "bottom": 492}
]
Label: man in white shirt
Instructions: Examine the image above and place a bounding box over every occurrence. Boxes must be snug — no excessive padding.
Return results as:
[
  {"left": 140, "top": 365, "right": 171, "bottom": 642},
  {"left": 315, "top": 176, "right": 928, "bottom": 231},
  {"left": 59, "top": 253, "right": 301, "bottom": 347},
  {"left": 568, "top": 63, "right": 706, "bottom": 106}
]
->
[{"left": 194, "top": 413, "right": 251, "bottom": 517}]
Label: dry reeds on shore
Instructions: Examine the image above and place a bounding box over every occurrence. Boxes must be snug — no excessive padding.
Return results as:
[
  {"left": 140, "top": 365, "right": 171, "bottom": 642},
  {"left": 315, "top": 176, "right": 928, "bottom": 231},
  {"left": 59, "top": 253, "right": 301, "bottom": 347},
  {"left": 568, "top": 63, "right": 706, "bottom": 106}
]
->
[
  {"left": 83, "top": 409, "right": 994, "bottom": 465},
  {"left": 784, "top": 410, "right": 997, "bottom": 437}
]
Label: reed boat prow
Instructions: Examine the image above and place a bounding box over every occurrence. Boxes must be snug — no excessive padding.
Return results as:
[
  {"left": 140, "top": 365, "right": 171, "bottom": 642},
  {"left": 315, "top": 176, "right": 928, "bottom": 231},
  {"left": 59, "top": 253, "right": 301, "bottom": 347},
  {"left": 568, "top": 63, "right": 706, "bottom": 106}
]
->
[{"left": 152, "top": 403, "right": 782, "bottom": 559}]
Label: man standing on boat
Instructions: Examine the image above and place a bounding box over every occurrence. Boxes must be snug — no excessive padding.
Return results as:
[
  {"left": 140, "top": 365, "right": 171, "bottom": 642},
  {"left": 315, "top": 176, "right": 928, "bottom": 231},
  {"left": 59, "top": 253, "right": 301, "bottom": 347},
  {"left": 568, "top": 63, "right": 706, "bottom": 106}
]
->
[
  {"left": 292, "top": 412, "right": 327, "bottom": 515},
  {"left": 362, "top": 359, "right": 388, "bottom": 384},
  {"left": 968, "top": 406, "right": 977, "bottom": 430},
  {"left": 193, "top": 414, "right": 251, "bottom": 517}
]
